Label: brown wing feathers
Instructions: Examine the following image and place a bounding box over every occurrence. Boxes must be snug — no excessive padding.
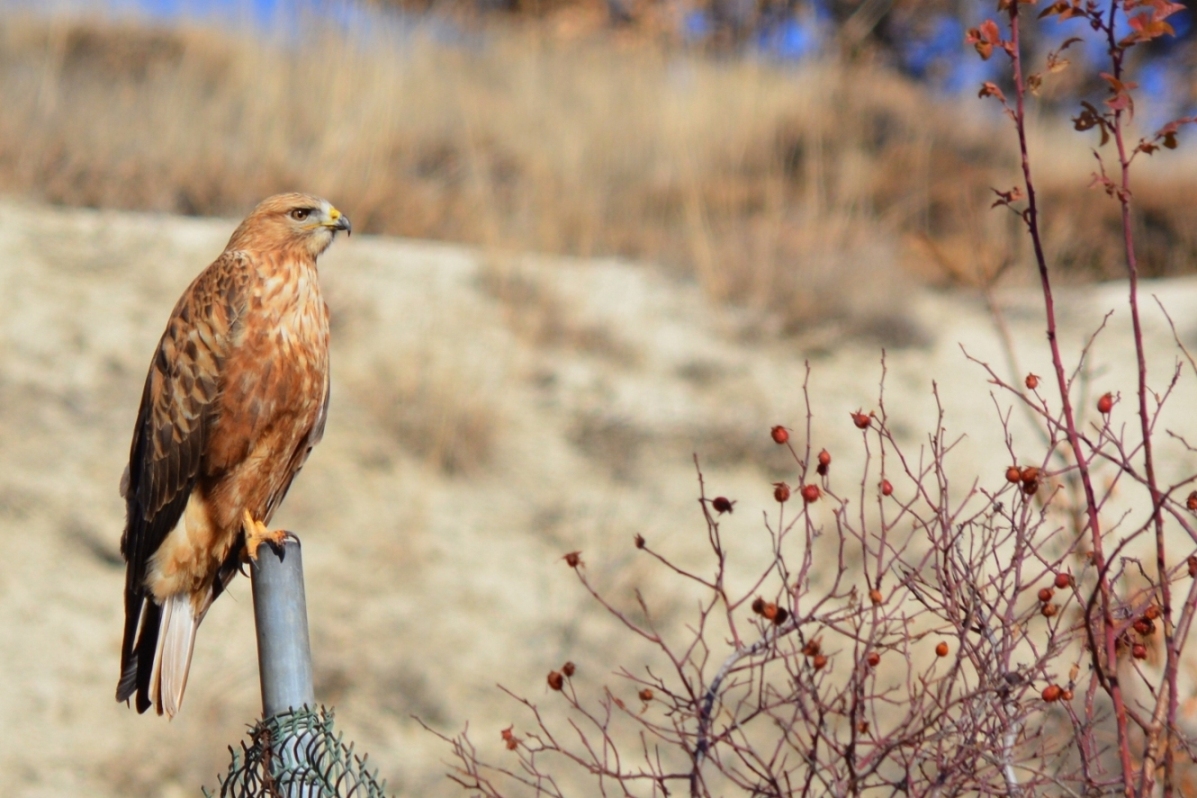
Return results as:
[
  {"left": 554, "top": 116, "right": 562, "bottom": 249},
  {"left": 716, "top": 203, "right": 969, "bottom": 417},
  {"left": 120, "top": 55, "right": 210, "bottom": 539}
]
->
[
  {"left": 118, "top": 373, "right": 203, "bottom": 710},
  {"left": 116, "top": 258, "right": 240, "bottom": 712}
]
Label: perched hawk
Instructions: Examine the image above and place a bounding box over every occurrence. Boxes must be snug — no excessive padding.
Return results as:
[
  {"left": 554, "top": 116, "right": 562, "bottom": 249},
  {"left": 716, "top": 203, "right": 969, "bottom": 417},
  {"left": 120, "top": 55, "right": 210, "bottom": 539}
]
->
[{"left": 116, "top": 193, "right": 350, "bottom": 717}]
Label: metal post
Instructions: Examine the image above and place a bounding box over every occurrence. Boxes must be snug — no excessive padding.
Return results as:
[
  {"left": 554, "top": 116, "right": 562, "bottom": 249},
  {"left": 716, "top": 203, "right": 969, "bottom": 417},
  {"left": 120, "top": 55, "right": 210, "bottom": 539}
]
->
[{"left": 250, "top": 535, "right": 316, "bottom": 718}]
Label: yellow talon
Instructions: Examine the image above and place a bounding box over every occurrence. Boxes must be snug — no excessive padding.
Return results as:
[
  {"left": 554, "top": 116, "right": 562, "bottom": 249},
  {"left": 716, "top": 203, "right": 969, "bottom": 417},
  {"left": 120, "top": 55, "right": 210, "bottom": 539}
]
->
[{"left": 242, "top": 509, "right": 286, "bottom": 561}]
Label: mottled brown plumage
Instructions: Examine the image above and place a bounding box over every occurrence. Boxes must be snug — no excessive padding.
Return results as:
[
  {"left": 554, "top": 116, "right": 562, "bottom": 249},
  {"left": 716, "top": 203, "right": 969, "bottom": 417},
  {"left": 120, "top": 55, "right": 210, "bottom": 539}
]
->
[{"left": 117, "top": 193, "right": 350, "bottom": 717}]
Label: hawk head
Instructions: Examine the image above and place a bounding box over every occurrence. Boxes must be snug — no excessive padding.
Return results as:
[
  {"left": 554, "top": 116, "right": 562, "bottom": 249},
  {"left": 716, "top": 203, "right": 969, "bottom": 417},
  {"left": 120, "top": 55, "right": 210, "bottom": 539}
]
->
[{"left": 229, "top": 193, "right": 352, "bottom": 258}]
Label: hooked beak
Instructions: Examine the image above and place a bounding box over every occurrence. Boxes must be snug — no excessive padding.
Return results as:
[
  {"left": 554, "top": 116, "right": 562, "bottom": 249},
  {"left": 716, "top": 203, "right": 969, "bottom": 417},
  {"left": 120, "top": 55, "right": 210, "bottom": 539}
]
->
[{"left": 324, "top": 207, "right": 352, "bottom": 236}]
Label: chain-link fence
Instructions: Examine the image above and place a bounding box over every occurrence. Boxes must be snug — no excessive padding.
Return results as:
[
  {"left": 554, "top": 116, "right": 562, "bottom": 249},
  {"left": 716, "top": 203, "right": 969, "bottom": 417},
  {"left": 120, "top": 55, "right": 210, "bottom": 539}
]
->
[{"left": 203, "top": 706, "right": 390, "bottom": 798}]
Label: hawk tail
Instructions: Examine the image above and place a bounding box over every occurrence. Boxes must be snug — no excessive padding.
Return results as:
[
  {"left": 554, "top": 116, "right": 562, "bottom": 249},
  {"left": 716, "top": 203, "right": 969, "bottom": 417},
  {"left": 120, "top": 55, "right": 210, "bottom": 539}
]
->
[
  {"left": 147, "top": 593, "right": 201, "bottom": 719},
  {"left": 116, "top": 593, "right": 159, "bottom": 713}
]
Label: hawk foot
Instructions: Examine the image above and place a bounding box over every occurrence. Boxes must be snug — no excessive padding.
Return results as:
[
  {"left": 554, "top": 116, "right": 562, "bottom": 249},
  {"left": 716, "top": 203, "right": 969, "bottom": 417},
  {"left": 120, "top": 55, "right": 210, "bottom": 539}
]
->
[{"left": 242, "top": 509, "right": 287, "bottom": 562}]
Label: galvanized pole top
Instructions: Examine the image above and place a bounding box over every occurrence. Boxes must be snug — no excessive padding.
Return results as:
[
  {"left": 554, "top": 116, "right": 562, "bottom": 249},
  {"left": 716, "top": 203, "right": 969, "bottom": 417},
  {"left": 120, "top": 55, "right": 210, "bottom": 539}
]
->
[{"left": 250, "top": 535, "right": 316, "bottom": 719}]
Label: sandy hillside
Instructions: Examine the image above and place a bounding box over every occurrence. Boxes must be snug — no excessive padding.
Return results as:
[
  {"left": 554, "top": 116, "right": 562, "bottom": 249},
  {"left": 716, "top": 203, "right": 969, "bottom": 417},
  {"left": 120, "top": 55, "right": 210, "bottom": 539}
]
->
[{"left": 1, "top": 199, "right": 1196, "bottom": 796}]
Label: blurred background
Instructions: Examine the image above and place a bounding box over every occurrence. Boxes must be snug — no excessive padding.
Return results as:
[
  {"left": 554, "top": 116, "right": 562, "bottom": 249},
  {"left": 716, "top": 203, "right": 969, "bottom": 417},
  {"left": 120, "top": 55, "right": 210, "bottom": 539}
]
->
[
  {"left": 3, "top": 0, "right": 1197, "bottom": 796},
  {"left": 4, "top": 0, "right": 1197, "bottom": 322}
]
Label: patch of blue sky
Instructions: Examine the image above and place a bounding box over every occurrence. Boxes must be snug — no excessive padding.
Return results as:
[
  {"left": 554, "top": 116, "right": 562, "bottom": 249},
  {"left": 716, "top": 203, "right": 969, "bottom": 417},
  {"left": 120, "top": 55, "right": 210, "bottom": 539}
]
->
[
  {"left": 901, "top": 15, "right": 961, "bottom": 76},
  {"left": 17, "top": 0, "right": 332, "bottom": 28},
  {"left": 13, "top": 0, "right": 481, "bottom": 51},
  {"left": 681, "top": 8, "right": 713, "bottom": 43},
  {"left": 895, "top": 13, "right": 1002, "bottom": 95},
  {"left": 755, "top": 15, "right": 827, "bottom": 62},
  {"left": 15, "top": 0, "right": 1191, "bottom": 102},
  {"left": 1136, "top": 58, "right": 1196, "bottom": 132}
]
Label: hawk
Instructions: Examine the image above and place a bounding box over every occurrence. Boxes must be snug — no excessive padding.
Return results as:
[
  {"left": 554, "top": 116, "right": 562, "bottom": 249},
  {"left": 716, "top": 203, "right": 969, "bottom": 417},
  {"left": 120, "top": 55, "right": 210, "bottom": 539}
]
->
[{"left": 116, "top": 193, "right": 350, "bottom": 717}]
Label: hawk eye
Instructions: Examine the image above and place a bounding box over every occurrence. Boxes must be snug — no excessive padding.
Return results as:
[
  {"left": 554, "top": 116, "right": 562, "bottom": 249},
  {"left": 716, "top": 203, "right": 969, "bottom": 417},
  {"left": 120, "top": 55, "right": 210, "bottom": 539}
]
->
[{"left": 290, "top": 208, "right": 311, "bottom": 221}]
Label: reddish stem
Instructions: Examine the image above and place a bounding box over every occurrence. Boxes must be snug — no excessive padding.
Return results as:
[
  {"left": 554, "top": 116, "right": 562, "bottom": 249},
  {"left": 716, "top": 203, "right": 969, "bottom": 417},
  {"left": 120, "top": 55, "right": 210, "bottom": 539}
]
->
[
  {"left": 1103, "top": 16, "right": 1177, "bottom": 797},
  {"left": 1006, "top": 5, "right": 1135, "bottom": 793}
]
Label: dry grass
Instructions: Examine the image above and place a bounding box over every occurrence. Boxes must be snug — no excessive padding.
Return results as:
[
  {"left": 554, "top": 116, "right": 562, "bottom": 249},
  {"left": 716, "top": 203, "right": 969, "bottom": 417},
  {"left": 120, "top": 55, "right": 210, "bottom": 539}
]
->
[
  {"left": 358, "top": 349, "right": 503, "bottom": 476},
  {"left": 3, "top": 9, "right": 1197, "bottom": 338},
  {"left": 478, "top": 258, "right": 640, "bottom": 363}
]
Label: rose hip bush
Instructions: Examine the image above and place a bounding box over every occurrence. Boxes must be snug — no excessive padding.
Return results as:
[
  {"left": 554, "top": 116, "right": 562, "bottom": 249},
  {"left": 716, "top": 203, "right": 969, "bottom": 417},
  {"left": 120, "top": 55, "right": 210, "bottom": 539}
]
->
[{"left": 424, "top": 1, "right": 1197, "bottom": 794}]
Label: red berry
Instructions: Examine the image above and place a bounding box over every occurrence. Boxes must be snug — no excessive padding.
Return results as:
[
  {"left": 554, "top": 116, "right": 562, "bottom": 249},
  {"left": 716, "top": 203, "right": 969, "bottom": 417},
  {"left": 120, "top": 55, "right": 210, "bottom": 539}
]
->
[
  {"left": 866, "top": 652, "right": 881, "bottom": 667},
  {"left": 816, "top": 449, "right": 831, "bottom": 475},
  {"left": 761, "top": 602, "right": 779, "bottom": 621},
  {"left": 1025, "top": 374, "right": 1040, "bottom": 390},
  {"left": 1188, "top": 491, "right": 1197, "bottom": 512},
  {"left": 639, "top": 688, "right": 654, "bottom": 701},
  {"left": 751, "top": 597, "right": 766, "bottom": 615},
  {"left": 801, "top": 484, "right": 821, "bottom": 503},
  {"left": 1132, "top": 643, "right": 1148, "bottom": 660},
  {"left": 1042, "top": 603, "right": 1058, "bottom": 617},
  {"left": 803, "top": 639, "right": 821, "bottom": 657},
  {"left": 1145, "top": 605, "right": 1160, "bottom": 620},
  {"left": 563, "top": 551, "right": 583, "bottom": 568},
  {"left": 1005, "top": 466, "right": 1022, "bottom": 484},
  {"left": 562, "top": 661, "right": 576, "bottom": 677},
  {"left": 869, "top": 588, "right": 883, "bottom": 605},
  {"left": 1062, "top": 688, "right": 1074, "bottom": 701},
  {"left": 1054, "top": 572, "right": 1071, "bottom": 589},
  {"left": 812, "top": 654, "right": 828, "bottom": 670},
  {"left": 774, "top": 482, "right": 791, "bottom": 503},
  {"left": 851, "top": 410, "right": 872, "bottom": 429},
  {"left": 771, "top": 425, "right": 789, "bottom": 444},
  {"left": 1097, "top": 392, "right": 1114, "bottom": 414},
  {"left": 711, "top": 496, "right": 736, "bottom": 514},
  {"left": 1133, "top": 618, "right": 1154, "bottom": 636},
  {"left": 1189, "top": 555, "right": 1197, "bottom": 577},
  {"left": 548, "top": 671, "right": 564, "bottom": 690},
  {"left": 1038, "top": 587, "right": 1054, "bottom": 602},
  {"left": 1020, "top": 466, "right": 1039, "bottom": 483},
  {"left": 1042, "top": 685, "right": 1062, "bottom": 702},
  {"left": 935, "top": 642, "right": 949, "bottom": 657},
  {"left": 880, "top": 479, "right": 893, "bottom": 496},
  {"left": 773, "top": 607, "right": 789, "bottom": 625}
]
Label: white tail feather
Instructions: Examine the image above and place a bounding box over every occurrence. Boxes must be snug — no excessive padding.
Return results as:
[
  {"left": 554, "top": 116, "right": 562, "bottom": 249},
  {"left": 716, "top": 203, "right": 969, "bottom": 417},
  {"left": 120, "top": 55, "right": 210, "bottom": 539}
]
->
[
  {"left": 131, "top": 596, "right": 148, "bottom": 654},
  {"left": 147, "top": 598, "right": 168, "bottom": 712},
  {"left": 152, "top": 594, "right": 200, "bottom": 719}
]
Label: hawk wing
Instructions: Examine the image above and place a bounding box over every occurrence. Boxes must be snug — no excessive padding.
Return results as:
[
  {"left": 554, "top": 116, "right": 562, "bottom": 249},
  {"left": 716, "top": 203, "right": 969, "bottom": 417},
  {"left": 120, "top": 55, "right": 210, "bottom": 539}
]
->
[{"left": 116, "top": 253, "right": 248, "bottom": 708}]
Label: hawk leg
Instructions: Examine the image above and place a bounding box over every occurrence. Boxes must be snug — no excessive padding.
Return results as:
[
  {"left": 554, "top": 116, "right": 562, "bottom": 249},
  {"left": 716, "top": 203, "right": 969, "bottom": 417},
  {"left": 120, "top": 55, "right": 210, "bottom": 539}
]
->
[{"left": 242, "top": 509, "right": 287, "bottom": 561}]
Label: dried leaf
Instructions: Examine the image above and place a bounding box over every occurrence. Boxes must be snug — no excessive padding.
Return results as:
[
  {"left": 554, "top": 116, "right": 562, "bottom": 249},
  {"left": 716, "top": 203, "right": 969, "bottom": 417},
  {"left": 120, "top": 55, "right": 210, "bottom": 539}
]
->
[
  {"left": 979, "top": 81, "right": 1007, "bottom": 103},
  {"left": 1073, "top": 101, "right": 1111, "bottom": 145},
  {"left": 1046, "top": 36, "right": 1082, "bottom": 74},
  {"left": 1047, "top": 55, "right": 1071, "bottom": 73},
  {"left": 966, "top": 19, "right": 1003, "bottom": 60},
  {"left": 1038, "top": 0, "right": 1067, "bottom": 17},
  {"left": 990, "top": 185, "right": 1024, "bottom": 208},
  {"left": 1123, "top": 12, "right": 1177, "bottom": 44}
]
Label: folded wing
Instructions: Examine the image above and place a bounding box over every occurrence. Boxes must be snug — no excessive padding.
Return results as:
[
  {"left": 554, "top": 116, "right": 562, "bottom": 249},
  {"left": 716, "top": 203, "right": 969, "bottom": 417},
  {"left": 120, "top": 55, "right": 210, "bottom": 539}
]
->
[{"left": 116, "top": 253, "right": 248, "bottom": 713}]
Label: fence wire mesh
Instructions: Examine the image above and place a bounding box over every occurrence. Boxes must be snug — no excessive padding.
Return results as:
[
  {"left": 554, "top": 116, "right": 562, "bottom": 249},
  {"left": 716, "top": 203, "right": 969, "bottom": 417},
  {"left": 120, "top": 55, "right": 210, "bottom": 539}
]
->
[{"left": 203, "top": 706, "right": 390, "bottom": 798}]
